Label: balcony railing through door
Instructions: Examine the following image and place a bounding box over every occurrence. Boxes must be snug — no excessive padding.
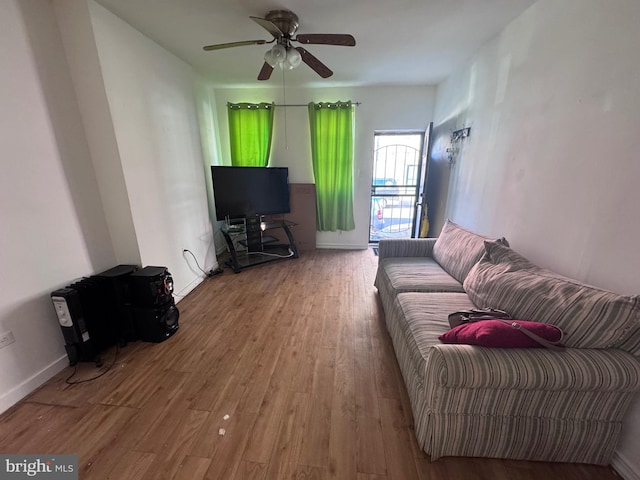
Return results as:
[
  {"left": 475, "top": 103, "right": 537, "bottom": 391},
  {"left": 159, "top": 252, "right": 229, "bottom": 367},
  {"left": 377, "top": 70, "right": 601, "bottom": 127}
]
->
[{"left": 369, "top": 133, "right": 424, "bottom": 243}]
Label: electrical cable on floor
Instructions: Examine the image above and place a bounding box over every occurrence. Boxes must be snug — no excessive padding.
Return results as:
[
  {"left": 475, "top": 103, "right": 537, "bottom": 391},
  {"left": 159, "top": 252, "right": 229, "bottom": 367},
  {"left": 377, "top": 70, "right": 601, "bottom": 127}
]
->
[
  {"left": 246, "top": 248, "right": 294, "bottom": 259},
  {"left": 182, "top": 249, "right": 208, "bottom": 275},
  {"left": 65, "top": 344, "right": 119, "bottom": 385},
  {"left": 183, "top": 248, "right": 223, "bottom": 278}
]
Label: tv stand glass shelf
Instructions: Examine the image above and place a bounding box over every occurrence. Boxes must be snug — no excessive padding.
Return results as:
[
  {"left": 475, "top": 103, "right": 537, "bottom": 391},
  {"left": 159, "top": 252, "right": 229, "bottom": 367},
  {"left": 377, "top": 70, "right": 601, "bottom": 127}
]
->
[{"left": 221, "top": 219, "right": 299, "bottom": 273}]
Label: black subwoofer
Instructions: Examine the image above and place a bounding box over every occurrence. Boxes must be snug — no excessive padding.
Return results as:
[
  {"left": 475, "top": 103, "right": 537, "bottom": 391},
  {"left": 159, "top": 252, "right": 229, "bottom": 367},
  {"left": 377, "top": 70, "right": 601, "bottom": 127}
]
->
[{"left": 132, "top": 300, "right": 180, "bottom": 343}]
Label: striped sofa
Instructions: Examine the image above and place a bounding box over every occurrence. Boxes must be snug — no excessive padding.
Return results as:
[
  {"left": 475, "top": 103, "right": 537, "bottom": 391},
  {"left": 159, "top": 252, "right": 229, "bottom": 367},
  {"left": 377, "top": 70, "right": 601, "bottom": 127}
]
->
[{"left": 374, "top": 220, "right": 640, "bottom": 464}]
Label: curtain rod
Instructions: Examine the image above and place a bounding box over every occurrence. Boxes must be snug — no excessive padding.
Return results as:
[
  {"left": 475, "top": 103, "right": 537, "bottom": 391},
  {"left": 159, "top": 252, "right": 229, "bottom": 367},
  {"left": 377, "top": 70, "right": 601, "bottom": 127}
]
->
[{"left": 273, "top": 102, "right": 361, "bottom": 107}]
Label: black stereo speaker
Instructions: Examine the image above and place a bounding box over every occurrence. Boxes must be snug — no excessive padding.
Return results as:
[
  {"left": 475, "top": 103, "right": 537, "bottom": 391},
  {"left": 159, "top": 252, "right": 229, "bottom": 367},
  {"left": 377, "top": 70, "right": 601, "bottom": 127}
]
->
[
  {"left": 129, "top": 266, "right": 174, "bottom": 308},
  {"left": 94, "top": 264, "right": 139, "bottom": 343},
  {"left": 131, "top": 301, "right": 180, "bottom": 343}
]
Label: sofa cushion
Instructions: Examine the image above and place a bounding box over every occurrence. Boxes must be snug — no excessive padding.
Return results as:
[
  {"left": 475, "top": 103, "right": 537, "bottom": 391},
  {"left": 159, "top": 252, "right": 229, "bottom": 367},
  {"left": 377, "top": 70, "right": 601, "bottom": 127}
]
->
[
  {"left": 438, "top": 319, "right": 563, "bottom": 348},
  {"left": 463, "top": 241, "right": 640, "bottom": 354},
  {"left": 432, "top": 219, "right": 508, "bottom": 283},
  {"left": 378, "top": 257, "right": 465, "bottom": 295},
  {"left": 392, "top": 292, "right": 476, "bottom": 378}
]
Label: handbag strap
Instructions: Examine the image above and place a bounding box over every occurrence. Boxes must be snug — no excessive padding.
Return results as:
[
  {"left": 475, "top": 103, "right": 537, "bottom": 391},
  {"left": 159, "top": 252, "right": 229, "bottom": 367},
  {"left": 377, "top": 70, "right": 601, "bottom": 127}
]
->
[
  {"left": 468, "top": 308, "right": 511, "bottom": 318},
  {"left": 497, "top": 319, "right": 565, "bottom": 351}
]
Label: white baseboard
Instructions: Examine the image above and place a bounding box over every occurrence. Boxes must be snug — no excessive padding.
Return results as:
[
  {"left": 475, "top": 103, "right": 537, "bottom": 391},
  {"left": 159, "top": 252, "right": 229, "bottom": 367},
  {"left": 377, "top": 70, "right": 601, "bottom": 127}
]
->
[
  {"left": 612, "top": 450, "right": 640, "bottom": 480},
  {"left": 0, "top": 355, "right": 68, "bottom": 415},
  {"left": 315, "top": 243, "right": 368, "bottom": 250},
  {"left": 175, "top": 275, "right": 205, "bottom": 304}
]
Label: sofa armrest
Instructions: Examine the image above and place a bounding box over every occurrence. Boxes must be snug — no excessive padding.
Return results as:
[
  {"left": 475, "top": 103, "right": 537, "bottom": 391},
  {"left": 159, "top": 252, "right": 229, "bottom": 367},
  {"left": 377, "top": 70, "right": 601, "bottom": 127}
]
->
[
  {"left": 378, "top": 238, "right": 437, "bottom": 260},
  {"left": 426, "top": 344, "right": 640, "bottom": 391},
  {"left": 423, "top": 345, "right": 640, "bottom": 463}
]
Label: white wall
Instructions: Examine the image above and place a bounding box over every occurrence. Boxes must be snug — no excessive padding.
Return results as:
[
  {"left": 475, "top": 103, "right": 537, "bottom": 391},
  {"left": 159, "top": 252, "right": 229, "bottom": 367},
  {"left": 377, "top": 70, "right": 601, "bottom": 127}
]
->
[
  {"left": 195, "top": 80, "right": 225, "bottom": 252},
  {"left": 432, "top": 0, "right": 640, "bottom": 476},
  {"left": 213, "top": 85, "right": 436, "bottom": 249},
  {"left": 53, "top": 0, "right": 140, "bottom": 266},
  {"left": 88, "top": 1, "right": 218, "bottom": 294},
  {"left": 0, "top": 0, "right": 116, "bottom": 412}
]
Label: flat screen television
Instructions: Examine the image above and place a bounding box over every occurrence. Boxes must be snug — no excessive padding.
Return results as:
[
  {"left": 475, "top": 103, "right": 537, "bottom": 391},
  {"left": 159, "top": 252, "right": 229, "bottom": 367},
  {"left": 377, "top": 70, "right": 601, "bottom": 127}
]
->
[{"left": 211, "top": 166, "right": 291, "bottom": 220}]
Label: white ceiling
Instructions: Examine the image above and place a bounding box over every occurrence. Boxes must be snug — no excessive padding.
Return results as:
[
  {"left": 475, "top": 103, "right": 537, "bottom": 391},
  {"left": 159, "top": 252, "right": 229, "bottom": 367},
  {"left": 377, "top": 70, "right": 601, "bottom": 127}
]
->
[{"left": 94, "top": 0, "right": 536, "bottom": 88}]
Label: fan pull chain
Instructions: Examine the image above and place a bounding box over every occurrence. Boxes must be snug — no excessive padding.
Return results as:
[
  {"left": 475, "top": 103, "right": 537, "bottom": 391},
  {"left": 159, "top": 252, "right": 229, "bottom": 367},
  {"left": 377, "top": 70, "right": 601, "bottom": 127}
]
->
[{"left": 282, "top": 68, "right": 288, "bottom": 150}]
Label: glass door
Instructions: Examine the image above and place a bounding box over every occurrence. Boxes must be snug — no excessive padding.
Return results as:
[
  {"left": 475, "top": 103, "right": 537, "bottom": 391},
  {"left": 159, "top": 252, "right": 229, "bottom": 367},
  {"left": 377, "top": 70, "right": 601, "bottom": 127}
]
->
[{"left": 369, "top": 132, "right": 425, "bottom": 243}]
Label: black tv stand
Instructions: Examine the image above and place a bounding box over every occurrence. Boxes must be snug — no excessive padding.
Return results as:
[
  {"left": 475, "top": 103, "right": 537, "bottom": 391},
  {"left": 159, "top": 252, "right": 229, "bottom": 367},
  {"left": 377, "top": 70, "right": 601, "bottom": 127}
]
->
[{"left": 221, "top": 218, "right": 299, "bottom": 273}]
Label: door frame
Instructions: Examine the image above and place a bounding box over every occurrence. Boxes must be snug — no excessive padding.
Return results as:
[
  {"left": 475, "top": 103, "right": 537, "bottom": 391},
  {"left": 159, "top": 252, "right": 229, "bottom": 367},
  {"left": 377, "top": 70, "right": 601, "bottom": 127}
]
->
[
  {"left": 369, "top": 130, "right": 427, "bottom": 243},
  {"left": 413, "top": 122, "right": 434, "bottom": 238}
]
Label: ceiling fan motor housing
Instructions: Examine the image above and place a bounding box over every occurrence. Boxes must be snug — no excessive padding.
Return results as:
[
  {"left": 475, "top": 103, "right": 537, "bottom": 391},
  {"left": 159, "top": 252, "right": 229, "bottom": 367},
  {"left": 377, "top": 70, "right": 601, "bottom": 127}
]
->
[{"left": 265, "top": 10, "right": 299, "bottom": 37}]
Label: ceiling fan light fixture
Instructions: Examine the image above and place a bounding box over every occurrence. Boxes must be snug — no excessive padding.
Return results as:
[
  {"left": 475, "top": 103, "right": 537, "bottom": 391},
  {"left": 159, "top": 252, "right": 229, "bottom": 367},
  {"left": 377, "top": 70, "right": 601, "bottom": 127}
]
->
[
  {"left": 285, "top": 47, "right": 302, "bottom": 69},
  {"left": 264, "top": 44, "right": 287, "bottom": 67},
  {"left": 264, "top": 49, "right": 277, "bottom": 67}
]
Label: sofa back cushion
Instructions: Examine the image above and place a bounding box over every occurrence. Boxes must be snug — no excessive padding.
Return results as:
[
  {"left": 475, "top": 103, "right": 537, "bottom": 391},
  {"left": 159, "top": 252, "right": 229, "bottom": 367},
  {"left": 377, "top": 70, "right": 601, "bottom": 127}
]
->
[
  {"left": 463, "top": 241, "right": 640, "bottom": 354},
  {"left": 432, "top": 219, "right": 508, "bottom": 283}
]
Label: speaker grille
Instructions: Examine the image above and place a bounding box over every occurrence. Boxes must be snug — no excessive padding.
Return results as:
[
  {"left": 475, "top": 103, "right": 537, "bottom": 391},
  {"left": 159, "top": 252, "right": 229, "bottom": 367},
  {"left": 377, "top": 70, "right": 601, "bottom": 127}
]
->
[{"left": 132, "top": 301, "right": 180, "bottom": 343}]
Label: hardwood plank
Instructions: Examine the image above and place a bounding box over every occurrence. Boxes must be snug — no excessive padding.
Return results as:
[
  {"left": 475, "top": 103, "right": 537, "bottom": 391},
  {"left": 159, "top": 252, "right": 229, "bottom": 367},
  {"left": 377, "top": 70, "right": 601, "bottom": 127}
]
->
[
  {"left": 354, "top": 342, "right": 387, "bottom": 476},
  {"left": 293, "top": 465, "right": 325, "bottom": 480},
  {"left": 355, "top": 398, "right": 386, "bottom": 476},
  {"left": 140, "top": 408, "right": 211, "bottom": 480},
  {"left": 104, "top": 450, "right": 156, "bottom": 480},
  {"left": 263, "top": 392, "right": 309, "bottom": 479},
  {"left": 379, "top": 397, "right": 420, "bottom": 480},
  {"left": 326, "top": 392, "right": 357, "bottom": 479},
  {"left": 232, "top": 461, "right": 267, "bottom": 480},
  {"left": 433, "top": 457, "right": 510, "bottom": 479},
  {"left": 288, "top": 296, "right": 324, "bottom": 393},
  {"left": 241, "top": 346, "right": 300, "bottom": 464},
  {"left": 58, "top": 404, "right": 138, "bottom": 478},
  {"left": 297, "top": 346, "right": 336, "bottom": 468},
  {"left": 371, "top": 335, "right": 400, "bottom": 400},
  {"left": 0, "top": 403, "right": 58, "bottom": 451},
  {"left": 84, "top": 447, "right": 154, "bottom": 480},
  {"left": 236, "top": 334, "right": 285, "bottom": 415},
  {"left": 173, "top": 456, "right": 212, "bottom": 480},
  {"left": 202, "top": 411, "right": 258, "bottom": 480}
]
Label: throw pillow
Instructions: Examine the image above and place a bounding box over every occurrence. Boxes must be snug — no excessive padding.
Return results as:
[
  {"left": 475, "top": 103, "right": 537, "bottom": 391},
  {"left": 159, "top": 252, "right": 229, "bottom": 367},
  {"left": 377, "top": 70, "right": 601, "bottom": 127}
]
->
[
  {"left": 432, "top": 219, "right": 509, "bottom": 284},
  {"left": 439, "top": 319, "right": 563, "bottom": 348}
]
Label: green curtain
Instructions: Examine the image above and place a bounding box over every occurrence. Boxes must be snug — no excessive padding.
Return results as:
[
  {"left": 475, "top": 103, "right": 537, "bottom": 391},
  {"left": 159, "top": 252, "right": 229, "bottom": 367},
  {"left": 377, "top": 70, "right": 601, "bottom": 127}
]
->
[
  {"left": 227, "top": 102, "right": 275, "bottom": 166},
  {"left": 308, "top": 101, "right": 355, "bottom": 232}
]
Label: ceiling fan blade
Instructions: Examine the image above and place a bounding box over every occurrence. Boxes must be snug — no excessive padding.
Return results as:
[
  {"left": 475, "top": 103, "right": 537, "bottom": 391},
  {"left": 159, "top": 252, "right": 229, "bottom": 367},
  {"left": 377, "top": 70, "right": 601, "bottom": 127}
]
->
[
  {"left": 257, "top": 62, "right": 274, "bottom": 81},
  {"left": 295, "top": 34, "right": 356, "bottom": 47},
  {"left": 296, "top": 47, "right": 333, "bottom": 78},
  {"left": 250, "top": 16, "right": 284, "bottom": 38},
  {"left": 203, "top": 40, "right": 267, "bottom": 51}
]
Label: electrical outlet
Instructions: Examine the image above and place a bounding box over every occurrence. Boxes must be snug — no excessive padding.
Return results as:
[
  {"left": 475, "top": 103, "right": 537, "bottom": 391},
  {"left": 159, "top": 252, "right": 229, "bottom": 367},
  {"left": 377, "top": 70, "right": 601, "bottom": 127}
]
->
[{"left": 0, "top": 331, "right": 15, "bottom": 349}]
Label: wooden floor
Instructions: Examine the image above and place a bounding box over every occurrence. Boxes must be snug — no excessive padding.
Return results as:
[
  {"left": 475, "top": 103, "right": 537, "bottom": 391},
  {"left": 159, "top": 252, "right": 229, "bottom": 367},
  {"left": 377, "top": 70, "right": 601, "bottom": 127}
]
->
[{"left": 0, "top": 249, "right": 621, "bottom": 480}]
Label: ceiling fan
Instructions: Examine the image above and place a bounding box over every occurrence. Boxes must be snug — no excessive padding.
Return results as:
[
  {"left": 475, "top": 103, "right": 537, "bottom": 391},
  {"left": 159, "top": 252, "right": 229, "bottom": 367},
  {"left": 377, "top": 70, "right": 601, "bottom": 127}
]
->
[{"left": 202, "top": 10, "right": 356, "bottom": 80}]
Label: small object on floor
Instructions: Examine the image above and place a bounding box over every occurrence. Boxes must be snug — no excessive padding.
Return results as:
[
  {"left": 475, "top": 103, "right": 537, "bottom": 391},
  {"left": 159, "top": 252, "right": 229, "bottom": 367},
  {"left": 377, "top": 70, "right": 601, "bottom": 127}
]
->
[
  {"left": 372, "top": 247, "right": 379, "bottom": 256},
  {"left": 218, "top": 428, "right": 226, "bottom": 436},
  {"left": 223, "top": 414, "right": 230, "bottom": 420}
]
